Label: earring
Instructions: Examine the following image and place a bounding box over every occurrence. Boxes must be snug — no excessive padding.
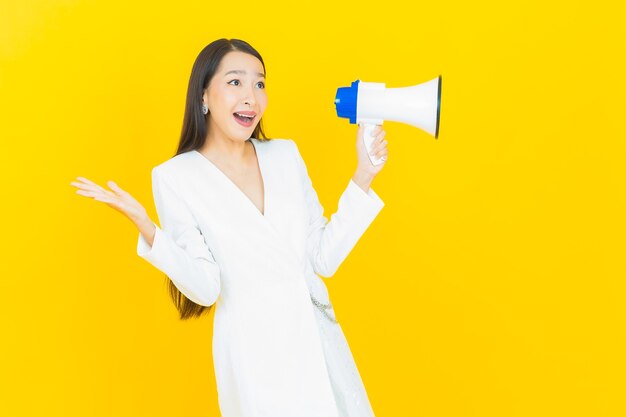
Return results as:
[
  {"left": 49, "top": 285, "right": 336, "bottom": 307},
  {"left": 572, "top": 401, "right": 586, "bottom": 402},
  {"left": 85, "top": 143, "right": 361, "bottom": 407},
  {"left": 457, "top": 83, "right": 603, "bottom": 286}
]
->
[{"left": 202, "top": 103, "right": 208, "bottom": 114}]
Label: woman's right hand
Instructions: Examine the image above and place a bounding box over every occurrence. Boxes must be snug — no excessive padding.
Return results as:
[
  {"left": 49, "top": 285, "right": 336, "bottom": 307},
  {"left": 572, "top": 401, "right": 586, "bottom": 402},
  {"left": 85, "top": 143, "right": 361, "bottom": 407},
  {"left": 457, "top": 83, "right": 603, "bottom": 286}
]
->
[{"left": 71, "top": 176, "right": 149, "bottom": 224}]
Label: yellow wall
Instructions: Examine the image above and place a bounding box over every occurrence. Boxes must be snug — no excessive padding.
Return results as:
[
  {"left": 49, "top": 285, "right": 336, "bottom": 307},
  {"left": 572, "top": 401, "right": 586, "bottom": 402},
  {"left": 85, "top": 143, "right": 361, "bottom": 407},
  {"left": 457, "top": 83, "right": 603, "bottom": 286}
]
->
[{"left": 1, "top": 1, "right": 624, "bottom": 415}]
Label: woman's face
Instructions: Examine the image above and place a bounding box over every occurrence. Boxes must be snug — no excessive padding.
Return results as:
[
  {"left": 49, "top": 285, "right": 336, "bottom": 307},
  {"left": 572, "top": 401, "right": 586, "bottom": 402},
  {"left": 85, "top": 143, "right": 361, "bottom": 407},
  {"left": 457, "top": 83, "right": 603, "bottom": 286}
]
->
[{"left": 203, "top": 51, "right": 268, "bottom": 143}]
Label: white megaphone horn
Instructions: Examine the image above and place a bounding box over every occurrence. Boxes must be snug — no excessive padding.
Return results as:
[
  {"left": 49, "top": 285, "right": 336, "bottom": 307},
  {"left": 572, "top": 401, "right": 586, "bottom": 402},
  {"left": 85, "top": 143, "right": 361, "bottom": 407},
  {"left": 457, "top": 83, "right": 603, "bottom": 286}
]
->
[{"left": 334, "top": 75, "right": 442, "bottom": 166}]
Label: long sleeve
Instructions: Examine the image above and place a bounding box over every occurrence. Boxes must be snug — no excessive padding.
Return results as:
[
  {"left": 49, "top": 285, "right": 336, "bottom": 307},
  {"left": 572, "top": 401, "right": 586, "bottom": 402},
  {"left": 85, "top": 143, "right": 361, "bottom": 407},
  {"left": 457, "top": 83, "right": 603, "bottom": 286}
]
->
[
  {"left": 290, "top": 140, "right": 385, "bottom": 278},
  {"left": 136, "top": 166, "right": 221, "bottom": 306}
]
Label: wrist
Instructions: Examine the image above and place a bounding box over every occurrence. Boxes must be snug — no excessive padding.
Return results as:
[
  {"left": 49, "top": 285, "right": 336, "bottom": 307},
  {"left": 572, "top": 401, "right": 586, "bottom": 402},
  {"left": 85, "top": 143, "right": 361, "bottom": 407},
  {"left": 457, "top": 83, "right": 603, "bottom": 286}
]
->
[
  {"left": 352, "top": 169, "right": 374, "bottom": 192},
  {"left": 132, "top": 212, "right": 152, "bottom": 228}
]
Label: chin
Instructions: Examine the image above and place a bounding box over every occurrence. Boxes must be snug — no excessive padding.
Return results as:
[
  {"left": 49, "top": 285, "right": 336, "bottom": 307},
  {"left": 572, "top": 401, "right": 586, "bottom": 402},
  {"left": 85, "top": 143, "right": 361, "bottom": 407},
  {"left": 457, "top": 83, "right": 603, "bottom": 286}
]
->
[
  {"left": 231, "top": 126, "right": 257, "bottom": 139},
  {"left": 230, "top": 131, "right": 254, "bottom": 142}
]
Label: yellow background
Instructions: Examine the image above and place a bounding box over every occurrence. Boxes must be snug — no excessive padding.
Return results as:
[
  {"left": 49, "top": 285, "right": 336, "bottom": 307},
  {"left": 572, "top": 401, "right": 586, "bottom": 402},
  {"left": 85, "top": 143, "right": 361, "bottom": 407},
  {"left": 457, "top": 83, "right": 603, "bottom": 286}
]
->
[{"left": 1, "top": 0, "right": 625, "bottom": 416}]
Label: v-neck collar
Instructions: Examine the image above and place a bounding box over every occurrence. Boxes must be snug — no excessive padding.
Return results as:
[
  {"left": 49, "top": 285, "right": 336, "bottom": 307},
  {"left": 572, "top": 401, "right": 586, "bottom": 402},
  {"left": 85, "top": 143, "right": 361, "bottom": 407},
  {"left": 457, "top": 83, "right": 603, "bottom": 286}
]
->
[{"left": 192, "top": 138, "right": 267, "bottom": 219}]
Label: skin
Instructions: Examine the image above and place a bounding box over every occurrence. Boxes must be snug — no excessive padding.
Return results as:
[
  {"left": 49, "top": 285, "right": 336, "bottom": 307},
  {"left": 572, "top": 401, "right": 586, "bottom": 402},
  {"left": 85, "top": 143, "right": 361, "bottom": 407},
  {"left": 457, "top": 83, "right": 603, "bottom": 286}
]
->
[
  {"left": 70, "top": 51, "right": 389, "bottom": 247},
  {"left": 199, "top": 51, "right": 268, "bottom": 165},
  {"left": 196, "top": 51, "right": 269, "bottom": 217}
]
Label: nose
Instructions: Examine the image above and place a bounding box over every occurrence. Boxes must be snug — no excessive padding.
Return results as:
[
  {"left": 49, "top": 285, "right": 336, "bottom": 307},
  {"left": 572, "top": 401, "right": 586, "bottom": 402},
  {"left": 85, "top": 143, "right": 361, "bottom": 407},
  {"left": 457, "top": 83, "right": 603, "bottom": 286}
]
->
[
  {"left": 243, "top": 96, "right": 255, "bottom": 107},
  {"left": 243, "top": 86, "right": 256, "bottom": 107}
]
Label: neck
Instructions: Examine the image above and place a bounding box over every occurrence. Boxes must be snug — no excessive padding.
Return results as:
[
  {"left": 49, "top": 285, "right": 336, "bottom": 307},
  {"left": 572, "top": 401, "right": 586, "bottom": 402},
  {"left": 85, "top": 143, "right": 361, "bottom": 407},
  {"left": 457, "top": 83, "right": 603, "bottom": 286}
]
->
[{"left": 200, "top": 123, "right": 250, "bottom": 167}]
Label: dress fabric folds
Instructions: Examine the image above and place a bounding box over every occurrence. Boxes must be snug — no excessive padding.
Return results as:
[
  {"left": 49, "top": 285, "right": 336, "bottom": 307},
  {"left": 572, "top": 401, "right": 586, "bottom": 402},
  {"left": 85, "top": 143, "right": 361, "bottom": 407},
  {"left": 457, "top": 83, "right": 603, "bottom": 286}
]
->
[{"left": 137, "top": 137, "right": 384, "bottom": 417}]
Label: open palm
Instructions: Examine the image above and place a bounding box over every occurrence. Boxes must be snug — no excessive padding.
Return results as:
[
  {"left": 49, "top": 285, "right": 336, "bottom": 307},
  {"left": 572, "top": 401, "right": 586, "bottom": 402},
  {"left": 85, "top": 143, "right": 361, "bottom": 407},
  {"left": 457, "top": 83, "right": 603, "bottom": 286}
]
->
[{"left": 71, "top": 176, "right": 148, "bottom": 223}]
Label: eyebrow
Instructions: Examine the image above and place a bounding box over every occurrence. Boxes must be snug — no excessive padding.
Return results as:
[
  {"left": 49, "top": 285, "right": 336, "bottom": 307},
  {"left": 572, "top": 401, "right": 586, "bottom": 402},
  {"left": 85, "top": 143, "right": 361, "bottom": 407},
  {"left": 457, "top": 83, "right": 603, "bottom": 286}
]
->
[{"left": 224, "top": 70, "right": 266, "bottom": 78}]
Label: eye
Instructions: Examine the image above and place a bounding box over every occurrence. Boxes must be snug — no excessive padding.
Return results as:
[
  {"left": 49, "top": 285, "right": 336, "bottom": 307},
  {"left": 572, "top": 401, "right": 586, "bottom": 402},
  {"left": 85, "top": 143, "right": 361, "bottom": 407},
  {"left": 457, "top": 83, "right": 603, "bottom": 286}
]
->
[
  {"left": 256, "top": 81, "right": 265, "bottom": 89},
  {"left": 228, "top": 79, "right": 240, "bottom": 86}
]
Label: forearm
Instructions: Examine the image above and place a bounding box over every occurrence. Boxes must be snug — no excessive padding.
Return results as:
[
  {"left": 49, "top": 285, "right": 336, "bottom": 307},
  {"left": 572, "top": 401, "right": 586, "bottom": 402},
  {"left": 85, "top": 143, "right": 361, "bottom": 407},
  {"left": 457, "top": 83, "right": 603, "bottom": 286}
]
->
[
  {"left": 308, "top": 177, "right": 385, "bottom": 277},
  {"left": 136, "top": 222, "right": 221, "bottom": 307}
]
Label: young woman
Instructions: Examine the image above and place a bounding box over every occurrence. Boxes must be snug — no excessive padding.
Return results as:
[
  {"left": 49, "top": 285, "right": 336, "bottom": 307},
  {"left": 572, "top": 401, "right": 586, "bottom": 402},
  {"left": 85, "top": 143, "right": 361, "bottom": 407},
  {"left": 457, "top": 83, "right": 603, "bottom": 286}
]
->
[{"left": 71, "top": 38, "right": 388, "bottom": 417}]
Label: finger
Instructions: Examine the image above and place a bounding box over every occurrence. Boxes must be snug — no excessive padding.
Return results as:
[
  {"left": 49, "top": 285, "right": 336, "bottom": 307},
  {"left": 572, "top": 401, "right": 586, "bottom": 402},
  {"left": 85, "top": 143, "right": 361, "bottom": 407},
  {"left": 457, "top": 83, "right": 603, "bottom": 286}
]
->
[
  {"left": 361, "top": 124, "right": 381, "bottom": 135},
  {"left": 72, "top": 181, "right": 117, "bottom": 198},
  {"left": 107, "top": 180, "right": 127, "bottom": 195},
  {"left": 75, "top": 177, "right": 114, "bottom": 196},
  {"left": 71, "top": 181, "right": 100, "bottom": 192},
  {"left": 70, "top": 181, "right": 89, "bottom": 189},
  {"left": 76, "top": 189, "right": 105, "bottom": 198},
  {"left": 374, "top": 148, "right": 387, "bottom": 160},
  {"left": 371, "top": 130, "right": 385, "bottom": 146},
  {"left": 94, "top": 195, "right": 116, "bottom": 204},
  {"left": 371, "top": 139, "right": 388, "bottom": 153},
  {"left": 76, "top": 176, "right": 96, "bottom": 185},
  {"left": 76, "top": 189, "right": 119, "bottom": 204}
]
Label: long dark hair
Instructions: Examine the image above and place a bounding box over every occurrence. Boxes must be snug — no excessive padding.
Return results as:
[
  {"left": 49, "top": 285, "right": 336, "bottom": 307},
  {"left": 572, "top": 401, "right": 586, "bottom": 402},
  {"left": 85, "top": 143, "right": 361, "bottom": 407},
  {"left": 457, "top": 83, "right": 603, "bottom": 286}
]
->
[{"left": 169, "top": 38, "right": 270, "bottom": 320}]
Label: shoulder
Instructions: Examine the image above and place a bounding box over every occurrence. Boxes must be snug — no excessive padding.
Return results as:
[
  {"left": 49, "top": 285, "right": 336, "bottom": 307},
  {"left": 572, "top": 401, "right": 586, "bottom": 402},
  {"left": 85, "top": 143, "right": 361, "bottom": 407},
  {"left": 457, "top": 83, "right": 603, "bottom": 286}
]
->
[
  {"left": 150, "top": 151, "right": 198, "bottom": 186},
  {"left": 252, "top": 137, "right": 304, "bottom": 164}
]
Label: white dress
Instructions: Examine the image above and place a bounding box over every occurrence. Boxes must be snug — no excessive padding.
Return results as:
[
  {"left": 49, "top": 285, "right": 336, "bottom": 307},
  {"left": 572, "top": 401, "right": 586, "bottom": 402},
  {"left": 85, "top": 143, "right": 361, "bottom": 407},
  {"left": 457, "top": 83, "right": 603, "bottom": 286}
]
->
[
  {"left": 137, "top": 137, "right": 384, "bottom": 417},
  {"left": 307, "top": 275, "right": 377, "bottom": 417}
]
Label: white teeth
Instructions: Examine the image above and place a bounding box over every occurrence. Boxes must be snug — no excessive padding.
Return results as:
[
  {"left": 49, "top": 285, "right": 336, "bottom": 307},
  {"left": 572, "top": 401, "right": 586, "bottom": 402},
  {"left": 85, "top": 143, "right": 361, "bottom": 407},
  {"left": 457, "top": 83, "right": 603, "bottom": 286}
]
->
[{"left": 236, "top": 113, "right": 254, "bottom": 119}]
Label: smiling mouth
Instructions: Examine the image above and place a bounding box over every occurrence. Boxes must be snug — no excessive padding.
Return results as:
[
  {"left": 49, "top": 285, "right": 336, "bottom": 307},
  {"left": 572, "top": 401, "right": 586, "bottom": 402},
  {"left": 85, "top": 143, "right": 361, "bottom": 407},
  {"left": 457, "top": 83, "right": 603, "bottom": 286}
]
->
[{"left": 233, "top": 112, "right": 256, "bottom": 126}]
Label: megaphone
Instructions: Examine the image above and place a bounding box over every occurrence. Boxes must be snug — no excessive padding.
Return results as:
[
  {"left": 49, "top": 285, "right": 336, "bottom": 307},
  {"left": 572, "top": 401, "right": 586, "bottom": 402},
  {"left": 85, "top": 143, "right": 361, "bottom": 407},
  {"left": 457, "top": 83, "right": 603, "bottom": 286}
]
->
[{"left": 334, "top": 75, "right": 442, "bottom": 165}]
